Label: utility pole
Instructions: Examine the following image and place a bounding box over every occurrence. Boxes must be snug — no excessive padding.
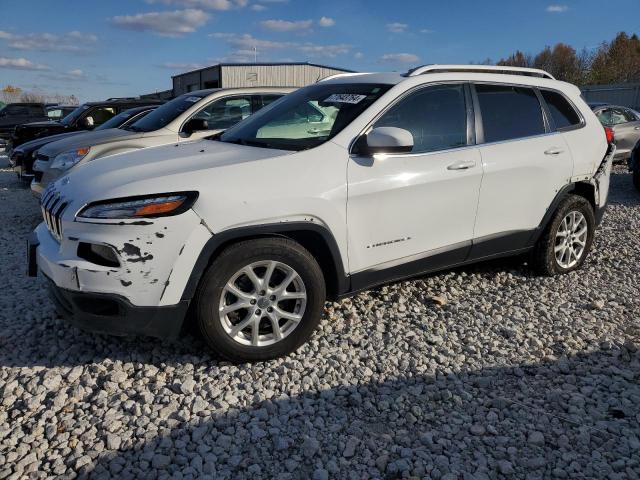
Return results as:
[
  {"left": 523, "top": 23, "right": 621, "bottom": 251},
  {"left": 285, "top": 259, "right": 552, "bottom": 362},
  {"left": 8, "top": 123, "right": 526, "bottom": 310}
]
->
[{"left": 254, "top": 46, "right": 257, "bottom": 63}]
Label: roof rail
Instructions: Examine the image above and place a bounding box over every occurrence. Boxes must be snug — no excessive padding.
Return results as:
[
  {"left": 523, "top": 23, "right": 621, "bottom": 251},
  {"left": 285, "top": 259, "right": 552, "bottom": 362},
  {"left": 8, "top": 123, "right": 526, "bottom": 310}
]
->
[
  {"left": 105, "top": 97, "right": 138, "bottom": 101},
  {"left": 317, "top": 72, "right": 366, "bottom": 83},
  {"left": 406, "top": 64, "right": 555, "bottom": 80}
]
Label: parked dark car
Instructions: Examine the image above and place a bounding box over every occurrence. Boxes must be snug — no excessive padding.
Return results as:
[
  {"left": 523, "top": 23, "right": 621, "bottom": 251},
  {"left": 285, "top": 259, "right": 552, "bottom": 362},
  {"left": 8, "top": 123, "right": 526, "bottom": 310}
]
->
[
  {"left": 10, "top": 105, "right": 158, "bottom": 182},
  {"left": 9, "top": 98, "right": 163, "bottom": 151},
  {"left": 590, "top": 103, "right": 640, "bottom": 192},
  {"left": 0, "top": 103, "right": 49, "bottom": 141}
]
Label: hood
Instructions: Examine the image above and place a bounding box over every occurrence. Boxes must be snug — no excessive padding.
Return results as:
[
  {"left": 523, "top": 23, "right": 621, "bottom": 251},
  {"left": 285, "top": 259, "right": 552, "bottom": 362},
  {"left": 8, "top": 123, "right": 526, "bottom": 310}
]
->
[
  {"left": 57, "top": 139, "right": 289, "bottom": 204},
  {"left": 39, "top": 128, "right": 138, "bottom": 157},
  {"left": 18, "top": 120, "right": 61, "bottom": 129},
  {"left": 15, "top": 131, "right": 82, "bottom": 154}
]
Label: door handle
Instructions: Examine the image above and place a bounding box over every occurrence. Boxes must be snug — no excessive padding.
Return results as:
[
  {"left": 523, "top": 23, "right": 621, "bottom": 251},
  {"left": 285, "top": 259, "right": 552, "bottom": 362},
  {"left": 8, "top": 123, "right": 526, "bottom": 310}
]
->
[
  {"left": 544, "top": 148, "right": 565, "bottom": 156},
  {"left": 447, "top": 160, "right": 476, "bottom": 170}
]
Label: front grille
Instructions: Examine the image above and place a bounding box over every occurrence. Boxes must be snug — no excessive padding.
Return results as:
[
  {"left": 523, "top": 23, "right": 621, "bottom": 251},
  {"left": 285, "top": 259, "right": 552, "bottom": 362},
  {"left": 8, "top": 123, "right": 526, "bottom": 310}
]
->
[{"left": 41, "top": 186, "right": 68, "bottom": 242}]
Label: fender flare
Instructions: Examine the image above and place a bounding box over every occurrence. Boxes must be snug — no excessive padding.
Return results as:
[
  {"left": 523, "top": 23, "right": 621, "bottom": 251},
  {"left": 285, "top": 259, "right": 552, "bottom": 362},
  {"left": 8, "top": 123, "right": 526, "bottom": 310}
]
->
[
  {"left": 528, "top": 182, "right": 596, "bottom": 245},
  {"left": 180, "top": 221, "right": 348, "bottom": 302}
]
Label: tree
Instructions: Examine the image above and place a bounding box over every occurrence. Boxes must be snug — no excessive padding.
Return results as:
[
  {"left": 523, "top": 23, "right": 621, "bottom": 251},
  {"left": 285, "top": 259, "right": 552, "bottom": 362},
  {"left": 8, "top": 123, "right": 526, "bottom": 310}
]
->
[
  {"left": 532, "top": 44, "right": 583, "bottom": 84},
  {"left": 590, "top": 32, "right": 640, "bottom": 84},
  {"left": 1, "top": 85, "right": 22, "bottom": 103},
  {"left": 497, "top": 51, "right": 531, "bottom": 68}
]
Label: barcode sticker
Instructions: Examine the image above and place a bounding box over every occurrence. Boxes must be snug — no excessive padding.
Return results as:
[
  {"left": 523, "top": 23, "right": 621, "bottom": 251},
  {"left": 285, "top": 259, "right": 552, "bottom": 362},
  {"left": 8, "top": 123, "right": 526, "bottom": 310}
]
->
[{"left": 323, "top": 94, "right": 367, "bottom": 104}]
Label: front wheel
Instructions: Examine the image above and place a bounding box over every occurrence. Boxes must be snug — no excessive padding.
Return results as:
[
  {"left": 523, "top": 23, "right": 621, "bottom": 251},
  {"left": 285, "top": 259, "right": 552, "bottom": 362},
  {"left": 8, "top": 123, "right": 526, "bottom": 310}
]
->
[
  {"left": 195, "top": 237, "right": 326, "bottom": 362},
  {"left": 531, "top": 194, "right": 595, "bottom": 276}
]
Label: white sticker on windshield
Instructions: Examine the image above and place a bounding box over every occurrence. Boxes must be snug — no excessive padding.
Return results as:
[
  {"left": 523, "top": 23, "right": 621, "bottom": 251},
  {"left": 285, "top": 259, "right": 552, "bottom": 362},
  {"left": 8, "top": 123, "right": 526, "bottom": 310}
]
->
[
  {"left": 185, "top": 96, "right": 201, "bottom": 103},
  {"left": 323, "top": 94, "right": 367, "bottom": 104}
]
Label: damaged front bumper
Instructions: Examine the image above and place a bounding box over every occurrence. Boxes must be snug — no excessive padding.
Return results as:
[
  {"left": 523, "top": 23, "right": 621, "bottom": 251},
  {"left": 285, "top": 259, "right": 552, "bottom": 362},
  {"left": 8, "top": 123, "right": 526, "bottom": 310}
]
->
[
  {"left": 29, "top": 208, "right": 213, "bottom": 339},
  {"left": 593, "top": 144, "right": 615, "bottom": 225}
]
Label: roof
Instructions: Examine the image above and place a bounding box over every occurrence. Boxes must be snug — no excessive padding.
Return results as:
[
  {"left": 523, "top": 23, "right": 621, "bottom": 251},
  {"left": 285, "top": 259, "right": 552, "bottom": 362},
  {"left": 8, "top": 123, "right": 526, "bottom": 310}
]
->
[
  {"left": 83, "top": 98, "right": 164, "bottom": 106},
  {"left": 171, "top": 61, "right": 354, "bottom": 78}
]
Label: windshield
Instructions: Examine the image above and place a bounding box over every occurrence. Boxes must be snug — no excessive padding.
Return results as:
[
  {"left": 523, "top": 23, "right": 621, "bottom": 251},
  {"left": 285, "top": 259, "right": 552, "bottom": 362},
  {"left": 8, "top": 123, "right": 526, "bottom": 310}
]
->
[
  {"left": 127, "top": 93, "right": 207, "bottom": 132},
  {"left": 59, "top": 104, "right": 89, "bottom": 125},
  {"left": 95, "top": 108, "right": 151, "bottom": 131},
  {"left": 219, "top": 83, "right": 392, "bottom": 151}
]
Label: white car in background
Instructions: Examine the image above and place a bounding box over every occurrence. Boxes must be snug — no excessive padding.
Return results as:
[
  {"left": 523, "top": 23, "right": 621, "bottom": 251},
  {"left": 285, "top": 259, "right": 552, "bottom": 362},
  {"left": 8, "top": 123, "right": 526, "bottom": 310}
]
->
[
  {"left": 30, "top": 65, "right": 614, "bottom": 362},
  {"left": 31, "top": 87, "right": 293, "bottom": 196}
]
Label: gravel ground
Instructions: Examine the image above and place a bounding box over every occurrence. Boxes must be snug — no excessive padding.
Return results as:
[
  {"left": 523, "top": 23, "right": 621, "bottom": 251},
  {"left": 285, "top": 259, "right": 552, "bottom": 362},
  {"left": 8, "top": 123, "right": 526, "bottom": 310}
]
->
[{"left": 1, "top": 158, "right": 639, "bottom": 480}]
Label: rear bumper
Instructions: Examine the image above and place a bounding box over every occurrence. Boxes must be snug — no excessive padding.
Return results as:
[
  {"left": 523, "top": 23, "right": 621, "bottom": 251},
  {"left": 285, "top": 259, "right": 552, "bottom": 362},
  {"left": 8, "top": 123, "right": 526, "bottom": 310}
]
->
[{"left": 46, "top": 277, "right": 189, "bottom": 339}]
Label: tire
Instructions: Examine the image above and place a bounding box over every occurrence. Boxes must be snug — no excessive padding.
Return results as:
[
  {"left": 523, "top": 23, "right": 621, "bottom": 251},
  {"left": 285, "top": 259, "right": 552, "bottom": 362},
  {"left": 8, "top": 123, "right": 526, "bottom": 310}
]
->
[
  {"left": 531, "top": 194, "right": 595, "bottom": 276},
  {"left": 195, "top": 237, "right": 326, "bottom": 362},
  {"left": 633, "top": 169, "right": 640, "bottom": 193}
]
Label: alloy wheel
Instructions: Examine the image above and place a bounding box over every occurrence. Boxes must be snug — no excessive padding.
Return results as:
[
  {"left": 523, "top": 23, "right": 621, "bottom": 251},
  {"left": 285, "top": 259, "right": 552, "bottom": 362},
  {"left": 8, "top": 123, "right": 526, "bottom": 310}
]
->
[
  {"left": 554, "top": 210, "right": 588, "bottom": 269},
  {"left": 218, "top": 260, "right": 307, "bottom": 347}
]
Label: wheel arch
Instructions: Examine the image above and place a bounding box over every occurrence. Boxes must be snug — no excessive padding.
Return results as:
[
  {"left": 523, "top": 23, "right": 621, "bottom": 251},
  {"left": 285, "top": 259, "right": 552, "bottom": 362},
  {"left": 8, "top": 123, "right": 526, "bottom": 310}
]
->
[
  {"left": 180, "top": 222, "right": 348, "bottom": 303},
  {"left": 530, "top": 181, "right": 597, "bottom": 245}
]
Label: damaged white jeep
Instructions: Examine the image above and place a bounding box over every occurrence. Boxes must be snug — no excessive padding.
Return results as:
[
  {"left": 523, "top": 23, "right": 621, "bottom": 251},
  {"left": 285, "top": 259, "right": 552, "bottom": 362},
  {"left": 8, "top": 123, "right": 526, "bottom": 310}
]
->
[{"left": 29, "top": 65, "right": 614, "bottom": 362}]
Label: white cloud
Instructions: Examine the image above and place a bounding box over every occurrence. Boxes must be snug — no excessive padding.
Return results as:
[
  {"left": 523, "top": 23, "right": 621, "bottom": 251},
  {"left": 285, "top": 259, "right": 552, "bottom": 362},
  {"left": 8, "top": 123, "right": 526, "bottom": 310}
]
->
[
  {"left": 146, "top": 0, "right": 247, "bottom": 9},
  {"left": 386, "top": 22, "right": 408, "bottom": 33},
  {"left": 110, "top": 9, "right": 210, "bottom": 37},
  {"left": 159, "top": 62, "right": 207, "bottom": 70},
  {"left": 40, "top": 69, "right": 89, "bottom": 81},
  {"left": 354, "top": 52, "right": 363, "bottom": 59},
  {"left": 318, "top": 16, "right": 335, "bottom": 27},
  {"left": 546, "top": 4, "right": 568, "bottom": 12},
  {"left": 0, "top": 30, "right": 98, "bottom": 52},
  {"left": 380, "top": 53, "right": 419, "bottom": 63},
  {"left": 260, "top": 19, "right": 313, "bottom": 32},
  {"left": 210, "top": 32, "right": 351, "bottom": 58},
  {"left": 251, "top": 4, "right": 267, "bottom": 10},
  {"left": 0, "top": 57, "right": 49, "bottom": 70},
  {"left": 420, "top": 28, "right": 434, "bottom": 34}
]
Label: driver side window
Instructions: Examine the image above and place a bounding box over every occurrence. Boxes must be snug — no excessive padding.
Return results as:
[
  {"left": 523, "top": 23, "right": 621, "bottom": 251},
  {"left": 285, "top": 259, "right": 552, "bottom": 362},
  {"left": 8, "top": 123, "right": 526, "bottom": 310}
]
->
[
  {"left": 195, "top": 96, "right": 252, "bottom": 130},
  {"left": 373, "top": 84, "right": 468, "bottom": 154}
]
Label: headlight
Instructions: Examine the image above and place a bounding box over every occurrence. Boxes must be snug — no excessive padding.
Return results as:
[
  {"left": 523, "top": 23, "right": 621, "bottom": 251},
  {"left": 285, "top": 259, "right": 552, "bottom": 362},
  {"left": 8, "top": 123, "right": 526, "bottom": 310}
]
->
[
  {"left": 50, "top": 147, "right": 91, "bottom": 170},
  {"left": 77, "top": 192, "right": 199, "bottom": 219}
]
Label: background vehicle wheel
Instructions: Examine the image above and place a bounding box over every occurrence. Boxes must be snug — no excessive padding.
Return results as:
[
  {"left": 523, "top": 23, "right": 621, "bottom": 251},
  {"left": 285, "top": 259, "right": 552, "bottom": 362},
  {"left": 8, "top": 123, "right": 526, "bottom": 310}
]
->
[
  {"left": 195, "top": 237, "right": 326, "bottom": 362},
  {"left": 531, "top": 194, "right": 595, "bottom": 276},
  {"left": 633, "top": 170, "right": 640, "bottom": 193}
]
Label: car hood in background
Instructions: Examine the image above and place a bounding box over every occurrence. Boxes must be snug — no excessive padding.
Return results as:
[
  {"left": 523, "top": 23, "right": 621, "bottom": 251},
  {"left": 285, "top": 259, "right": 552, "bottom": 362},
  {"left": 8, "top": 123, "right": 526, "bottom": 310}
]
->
[
  {"left": 38, "top": 128, "right": 141, "bottom": 157},
  {"left": 15, "top": 131, "right": 83, "bottom": 154}
]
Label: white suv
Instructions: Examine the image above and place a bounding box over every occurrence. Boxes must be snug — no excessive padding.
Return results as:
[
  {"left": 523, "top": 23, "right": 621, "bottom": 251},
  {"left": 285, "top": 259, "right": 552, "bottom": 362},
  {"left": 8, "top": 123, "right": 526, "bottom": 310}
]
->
[
  {"left": 31, "top": 87, "right": 292, "bottom": 196},
  {"left": 29, "top": 65, "right": 614, "bottom": 362}
]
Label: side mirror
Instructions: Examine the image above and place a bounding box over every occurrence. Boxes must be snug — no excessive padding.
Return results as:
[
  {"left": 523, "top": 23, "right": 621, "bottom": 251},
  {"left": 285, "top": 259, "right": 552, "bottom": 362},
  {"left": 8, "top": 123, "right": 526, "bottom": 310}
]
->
[
  {"left": 182, "top": 118, "right": 209, "bottom": 135},
  {"left": 356, "top": 127, "right": 414, "bottom": 156}
]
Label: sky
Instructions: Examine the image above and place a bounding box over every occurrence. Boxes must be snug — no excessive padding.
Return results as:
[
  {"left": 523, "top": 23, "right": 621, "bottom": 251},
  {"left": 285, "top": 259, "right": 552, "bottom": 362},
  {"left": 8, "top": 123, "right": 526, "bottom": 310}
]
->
[{"left": 1, "top": 0, "right": 639, "bottom": 101}]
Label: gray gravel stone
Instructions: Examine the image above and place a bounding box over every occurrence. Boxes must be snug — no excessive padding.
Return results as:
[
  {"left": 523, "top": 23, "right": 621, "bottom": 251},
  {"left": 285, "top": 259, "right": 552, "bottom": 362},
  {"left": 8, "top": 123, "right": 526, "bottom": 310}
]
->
[{"left": 0, "top": 163, "right": 639, "bottom": 478}]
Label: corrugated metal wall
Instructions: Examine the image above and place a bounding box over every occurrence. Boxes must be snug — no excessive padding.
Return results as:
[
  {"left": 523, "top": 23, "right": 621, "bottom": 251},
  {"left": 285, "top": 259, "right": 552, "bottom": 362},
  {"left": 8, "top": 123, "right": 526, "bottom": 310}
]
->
[
  {"left": 581, "top": 83, "right": 640, "bottom": 110},
  {"left": 220, "top": 65, "right": 347, "bottom": 88}
]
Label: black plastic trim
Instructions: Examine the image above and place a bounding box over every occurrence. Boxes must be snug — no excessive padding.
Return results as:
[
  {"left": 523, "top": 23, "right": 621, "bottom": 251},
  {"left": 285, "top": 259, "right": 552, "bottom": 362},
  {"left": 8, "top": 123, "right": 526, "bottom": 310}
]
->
[
  {"left": 181, "top": 222, "right": 348, "bottom": 302},
  {"left": 46, "top": 277, "right": 188, "bottom": 339}
]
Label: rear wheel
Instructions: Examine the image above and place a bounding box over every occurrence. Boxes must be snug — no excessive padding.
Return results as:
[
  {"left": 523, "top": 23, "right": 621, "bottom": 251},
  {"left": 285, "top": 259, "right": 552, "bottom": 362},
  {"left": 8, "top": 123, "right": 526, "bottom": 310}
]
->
[
  {"left": 531, "top": 195, "right": 595, "bottom": 275},
  {"left": 195, "top": 238, "right": 326, "bottom": 362}
]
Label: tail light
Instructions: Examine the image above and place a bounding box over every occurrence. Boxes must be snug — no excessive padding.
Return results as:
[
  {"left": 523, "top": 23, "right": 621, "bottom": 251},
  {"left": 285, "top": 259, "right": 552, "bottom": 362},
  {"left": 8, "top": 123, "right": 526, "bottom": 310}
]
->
[{"left": 604, "top": 126, "right": 615, "bottom": 145}]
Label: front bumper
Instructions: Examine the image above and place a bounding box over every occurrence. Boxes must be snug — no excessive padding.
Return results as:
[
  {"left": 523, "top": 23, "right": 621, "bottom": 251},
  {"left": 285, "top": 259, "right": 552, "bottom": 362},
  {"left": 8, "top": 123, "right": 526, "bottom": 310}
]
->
[
  {"left": 29, "top": 205, "right": 213, "bottom": 337},
  {"left": 45, "top": 276, "right": 189, "bottom": 339}
]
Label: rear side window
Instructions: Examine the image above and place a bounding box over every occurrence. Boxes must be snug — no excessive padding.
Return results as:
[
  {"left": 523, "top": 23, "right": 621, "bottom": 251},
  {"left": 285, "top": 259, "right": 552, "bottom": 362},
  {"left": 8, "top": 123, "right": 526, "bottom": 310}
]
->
[
  {"left": 476, "top": 84, "right": 545, "bottom": 143},
  {"left": 540, "top": 90, "right": 581, "bottom": 129},
  {"left": 374, "top": 84, "right": 468, "bottom": 153}
]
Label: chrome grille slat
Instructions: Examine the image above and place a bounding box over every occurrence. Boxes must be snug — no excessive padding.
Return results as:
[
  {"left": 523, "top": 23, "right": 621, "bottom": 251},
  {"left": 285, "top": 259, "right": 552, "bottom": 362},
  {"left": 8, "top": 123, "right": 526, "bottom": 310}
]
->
[{"left": 40, "top": 186, "right": 66, "bottom": 242}]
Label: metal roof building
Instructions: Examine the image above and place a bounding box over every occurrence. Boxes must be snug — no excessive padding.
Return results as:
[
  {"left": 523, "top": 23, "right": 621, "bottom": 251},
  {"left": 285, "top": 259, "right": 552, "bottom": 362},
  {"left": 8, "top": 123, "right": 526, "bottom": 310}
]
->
[{"left": 171, "top": 62, "right": 354, "bottom": 96}]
